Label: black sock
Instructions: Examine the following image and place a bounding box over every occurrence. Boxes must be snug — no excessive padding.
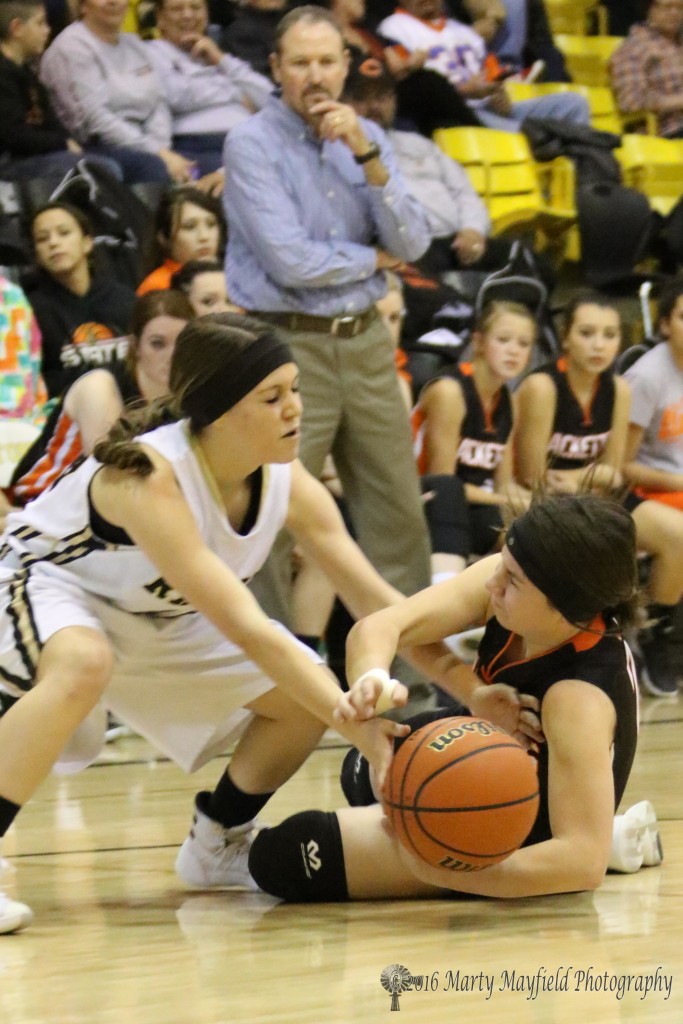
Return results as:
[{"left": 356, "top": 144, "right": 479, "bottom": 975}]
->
[
  {"left": 294, "top": 634, "right": 322, "bottom": 655},
  {"left": 0, "top": 796, "right": 21, "bottom": 838},
  {"left": 248, "top": 810, "right": 349, "bottom": 902},
  {"left": 647, "top": 602, "right": 676, "bottom": 637},
  {"left": 205, "top": 771, "right": 273, "bottom": 829}
]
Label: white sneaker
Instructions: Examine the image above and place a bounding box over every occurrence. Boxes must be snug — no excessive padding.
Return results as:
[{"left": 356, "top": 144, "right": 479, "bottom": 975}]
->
[
  {"left": 609, "top": 801, "right": 663, "bottom": 873},
  {"left": 175, "top": 793, "right": 261, "bottom": 891},
  {"left": 0, "top": 891, "right": 33, "bottom": 935}
]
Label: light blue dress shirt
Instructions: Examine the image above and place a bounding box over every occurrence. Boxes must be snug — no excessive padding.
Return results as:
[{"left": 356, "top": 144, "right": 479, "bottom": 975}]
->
[{"left": 223, "top": 95, "right": 430, "bottom": 315}]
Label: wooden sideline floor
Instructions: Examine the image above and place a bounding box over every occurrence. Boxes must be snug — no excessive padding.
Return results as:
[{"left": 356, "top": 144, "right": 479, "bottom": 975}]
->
[{"left": 1, "top": 694, "right": 682, "bottom": 1024}]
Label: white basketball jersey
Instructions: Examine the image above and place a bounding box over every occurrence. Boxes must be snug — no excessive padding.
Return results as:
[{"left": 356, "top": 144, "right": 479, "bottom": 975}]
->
[{"left": 0, "top": 421, "right": 291, "bottom": 616}]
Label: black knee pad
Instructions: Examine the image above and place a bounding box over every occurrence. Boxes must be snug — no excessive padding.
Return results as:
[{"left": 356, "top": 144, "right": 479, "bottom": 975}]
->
[{"left": 249, "top": 811, "right": 348, "bottom": 902}]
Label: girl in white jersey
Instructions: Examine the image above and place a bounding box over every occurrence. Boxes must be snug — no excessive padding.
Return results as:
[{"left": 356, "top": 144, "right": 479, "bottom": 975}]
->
[{"left": 1, "top": 312, "right": 448, "bottom": 933}]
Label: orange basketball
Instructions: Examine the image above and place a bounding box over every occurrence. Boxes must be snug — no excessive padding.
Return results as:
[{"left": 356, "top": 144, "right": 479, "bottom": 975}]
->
[{"left": 382, "top": 716, "right": 540, "bottom": 872}]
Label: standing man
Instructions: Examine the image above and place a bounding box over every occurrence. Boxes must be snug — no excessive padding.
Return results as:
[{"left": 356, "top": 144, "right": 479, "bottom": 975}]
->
[{"left": 223, "top": 5, "right": 432, "bottom": 624}]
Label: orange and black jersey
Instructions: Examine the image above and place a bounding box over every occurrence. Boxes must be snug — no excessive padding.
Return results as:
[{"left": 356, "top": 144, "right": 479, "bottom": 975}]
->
[
  {"left": 9, "top": 364, "right": 140, "bottom": 506},
  {"left": 475, "top": 614, "right": 639, "bottom": 848},
  {"left": 439, "top": 362, "right": 513, "bottom": 487},
  {"left": 534, "top": 358, "right": 615, "bottom": 471}
]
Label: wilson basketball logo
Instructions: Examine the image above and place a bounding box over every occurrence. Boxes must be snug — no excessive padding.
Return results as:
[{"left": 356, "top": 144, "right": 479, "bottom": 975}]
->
[{"left": 427, "top": 719, "right": 505, "bottom": 752}]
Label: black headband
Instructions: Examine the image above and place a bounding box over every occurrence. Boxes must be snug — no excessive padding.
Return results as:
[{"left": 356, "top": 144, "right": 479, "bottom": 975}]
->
[
  {"left": 182, "top": 334, "right": 294, "bottom": 427},
  {"left": 505, "top": 516, "right": 596, "bottom": 624}
]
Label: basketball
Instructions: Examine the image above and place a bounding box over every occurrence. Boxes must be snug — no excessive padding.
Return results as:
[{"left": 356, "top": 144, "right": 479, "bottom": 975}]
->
[{"left": 382, "top": 716, "right": 540, "bottom": 872}]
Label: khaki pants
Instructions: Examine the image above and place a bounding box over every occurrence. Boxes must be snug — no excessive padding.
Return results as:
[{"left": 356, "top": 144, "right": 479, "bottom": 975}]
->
[{"left": 249, "top": 315, "right": 431, "bottom": 631}]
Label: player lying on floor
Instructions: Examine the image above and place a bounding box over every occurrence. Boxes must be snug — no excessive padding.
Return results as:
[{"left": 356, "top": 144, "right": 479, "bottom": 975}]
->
[{"left": 249, "top": 494, "right": 661, "bottom": 901}]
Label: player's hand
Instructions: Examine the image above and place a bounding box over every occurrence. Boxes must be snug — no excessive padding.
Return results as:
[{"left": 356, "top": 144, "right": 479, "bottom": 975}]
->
[
  {"left": 340, "top": 717, "right": 410, "bottom": 792},
  {"left": 468, "top": 682, "right": 544, "bottom": 750},
  {"left": 335, "top": 668, "right": 409, "bottom": 722}
]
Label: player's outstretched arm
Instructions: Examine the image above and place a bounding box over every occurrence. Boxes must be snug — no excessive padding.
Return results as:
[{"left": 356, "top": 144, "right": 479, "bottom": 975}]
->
[{"left": 90, "top": 456, "right": 407, "bottom": 779}]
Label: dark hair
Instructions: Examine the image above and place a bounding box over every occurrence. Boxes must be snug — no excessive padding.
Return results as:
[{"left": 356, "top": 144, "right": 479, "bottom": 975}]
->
[
  {"left": 171, "top": 259, "right": 224, "bottom": 293},
  {"left": 274, "top": 5, "right": 344, "bottom": 53},
  {"left": 656, "top": 274, "right": 683, "bottom": 326},
  {"left": 0, "top": 0, "right": 41, "bottom": 39},
  {"left": 125, "top": 288, "right": 195, "bottom": 375},
  {"left": 154, "top": 186, "right": 226, "bottom": 258},
  {"left": 505, "top": 494, "right": 639, "bottom": 631},
  {"left": 560, "top": 289, "right": 621, "bottom": 338},
  {"left": 94, "top": 313, "right": 283, "bottom": 474},
  {"left": 31, "top": 201, "right": 94, "bottom": 241},
  {"left": 343, "top": 56, "right": 396, "bottom": 101}
]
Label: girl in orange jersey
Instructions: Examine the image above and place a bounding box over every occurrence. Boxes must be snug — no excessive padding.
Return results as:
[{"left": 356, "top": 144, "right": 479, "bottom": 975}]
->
[{"left": 413, "top": 300, "right": 535, "bottom": 581}]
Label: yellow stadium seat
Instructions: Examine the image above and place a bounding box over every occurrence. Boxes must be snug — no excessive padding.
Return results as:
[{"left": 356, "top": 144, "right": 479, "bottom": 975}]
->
[
  {"left": 616, "top": 135, "right": 683, "bottom": 216},
  {"left": 506, "top": 81, "right": 624, "bottom": 133},
  {"left": 431, "top": 127, "right": 575, "bottom": 244},
  {"left": 544, "top": 0, "right": 608, "bottom": 36},
  {"left": 553, "top": 34, "right": 622, "bottom": 86}
]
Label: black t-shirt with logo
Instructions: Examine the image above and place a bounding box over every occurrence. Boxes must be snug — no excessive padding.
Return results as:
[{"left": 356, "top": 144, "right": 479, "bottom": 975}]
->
[{"left": 26, "top": 272, "right": 136, "bottom": 396}]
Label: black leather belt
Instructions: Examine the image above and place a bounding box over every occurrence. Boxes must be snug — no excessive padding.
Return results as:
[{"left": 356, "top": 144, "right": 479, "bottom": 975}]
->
[{"left": 253, "top": 308, "right": 378, "bottom": 338}]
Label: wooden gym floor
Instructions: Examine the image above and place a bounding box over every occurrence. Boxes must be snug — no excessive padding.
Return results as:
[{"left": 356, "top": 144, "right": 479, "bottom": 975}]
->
[{"left": 1, "top": 692, "right": 681, "bottom": 1024}]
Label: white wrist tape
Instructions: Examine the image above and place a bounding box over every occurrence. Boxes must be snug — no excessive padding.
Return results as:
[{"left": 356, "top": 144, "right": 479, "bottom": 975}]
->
[{"left": 354, "top": 668, "right": 397, "bottom": 716}]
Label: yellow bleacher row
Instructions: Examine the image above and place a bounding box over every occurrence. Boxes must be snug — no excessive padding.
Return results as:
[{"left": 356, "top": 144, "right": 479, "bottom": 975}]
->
[{"left": 432, "top": 125, "right": 683, "bottom": 260}]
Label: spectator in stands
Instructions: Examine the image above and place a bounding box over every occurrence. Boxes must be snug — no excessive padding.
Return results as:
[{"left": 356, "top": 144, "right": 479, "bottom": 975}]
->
[
  {"left": 0, "top": 272, "right": 46, "bottom": 531},
  {"left": 25, "top": 202, "right": 136, "bottom": 397},
  {"left": 171, "top": 259, "right": 243, "bottom": 314},
  {"left": 221, "top": 0, "right": 287, "bottom": 79},
  {"left": 624, "top": 274, "right": 683, "bottom": 513},
  {"left": 0, "top": 0, "right": 123, "bottom": 181},
  {"left": 344, "top": 61, "right": 547, "bottom": 278},
  {"left": 8, "top": 289, "right": 194, "bottom": 507},
  {"left": 137, "top": 185, "right": 225, "bottom": 294},
  {"left": 514, "top": 287, "right": 683, "bottom": 696},
  {"left": 40, "top": 0, "right": 196, "bottom": 183},
  {"left": 610, "top": 0, "right": 683, "bottom": 139},
  {"left": 0, "top": 273, "right": 46, "bottom": 421},
  {"left": 333, "top": 0, "right": 483, "bottom": 134},
  {"left": 378, "top": 0, "right": 589, "bottom": 131},
  {"left": 603, "top": 0, "right": 644, "bottom": 37},
  {"left": 463, "top": 0, "right": 570, "bottom": 82},
  {"left": 148, "top": 0, "right": 273, "bottom": 175}
]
